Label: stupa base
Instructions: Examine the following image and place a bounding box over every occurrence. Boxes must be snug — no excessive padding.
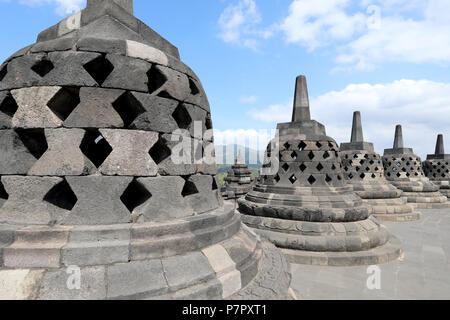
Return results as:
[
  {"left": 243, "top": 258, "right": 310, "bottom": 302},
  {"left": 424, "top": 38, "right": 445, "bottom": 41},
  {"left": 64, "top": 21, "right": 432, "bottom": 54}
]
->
[
  {"left": 281, "top": 236, "right": 402, "bottom": 266},
  {"left": 409, "top": 202, "right": 450, "bottom": 209},
  {"left": 440, "top": 189, "right": 450, "bottom": 198},
  {"left": 0, "top": 204, "right": 292, "bottom": 300},
  {"left": 402, "top": 191, "right": 448, "bottom": 205},
  {"left": 373, "top": 212, "right": 421, "bottom": 222},
  {"left": 240, "top": 213, "right": 402, "bottom": 266}
]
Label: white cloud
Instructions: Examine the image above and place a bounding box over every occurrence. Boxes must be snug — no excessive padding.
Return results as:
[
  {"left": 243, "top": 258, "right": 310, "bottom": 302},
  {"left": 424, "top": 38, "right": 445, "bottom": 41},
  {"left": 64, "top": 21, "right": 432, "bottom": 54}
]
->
[
  {"left": 278, "top": 0, "right": 450, "bottom": 70},
  {"left": 280, "top": 0, "right": 367, "bottom": 50},
  {"left": 248, "top": 79, "right": 450, "bottom": 158},
  {"left": 218, "top": 0, "right": 272, "bottom": 50}
]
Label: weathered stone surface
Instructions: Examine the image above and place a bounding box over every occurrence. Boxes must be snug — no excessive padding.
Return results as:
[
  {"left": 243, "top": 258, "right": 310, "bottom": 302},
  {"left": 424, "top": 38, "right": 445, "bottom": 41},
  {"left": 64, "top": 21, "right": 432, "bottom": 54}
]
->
[
  {"left": 0, "top": 54, "right": 49, "bottom": 90},
  {"left": 79, "top": 13, "right": 142, "bottom": 44},
  {"left": 126, "top": 40, "right": 169, "bottom": 66},
  {"left": 38, "top": 266, "right": 106, "bottom": 300},
  {"left": 130, "top": 92, "right": 179, "bottom": 132},
  {"left": 0, "top": 91, "right": 16, "bottom": 129},
  {"left": 64, "top": 87, "right": 124, "bottom": 128},
  {"left": 62, "top": 224, "right": 131, "bottom": 266},
  {"left": 76, "top": 37, "right": 127, "bottom": 55},
  {"left": 149, "top": 65, "right": 190, "bottom": 101},
  {"left": 0, "top": 270, "right": 45, "bottom": 300},
  {"left": 62, "top": 176, "right": 133, "bottom": 225},
  {"left": 0, "top": 225, "right": 20, "bottom": 266},
  {"left": 30, "top": 38, "right": 76, "bottom": 53},
  {"left": 0, "top": 130, "right": 38, "bottom": 174},
  {"left": 33, "top": 51, "right": 101, "bottom": 87},
  {"left": 3, "top": 226, "right": 71, "bottom": 268},
  {"left": 134, "top": 176, "right": 194, "bottom": 222},
  {"left": 11, "top": 87, "right": 62, "bottom": 128},
  {"left": 99, "top": 129, "right": 158, "bottom": 176},
  {"left": 29, "top": 128, "right": 96, "bottom": 176},
  {"left": 202, "top": 244, "right": 242, "bottom": 298},
  {"left": 102, "top": 54, "right": 151, "bottom": 92},
  {"left": 0, "top": 176, "right": 69, "bottom": 225},
  {"left": 185, "top": 175, "right": 220, "bottom": 214},
  {"left": 162, "top": 251, "right": 215, "bottom": 291},
  {"left": 106, "top": 260, "right": 168, "bottom": 299},
  {"left": 184, "top": 76, "right": 210, "bottom": 112},
  {"left": 157, "top": 133, "right": 197, "bottom": 176}
]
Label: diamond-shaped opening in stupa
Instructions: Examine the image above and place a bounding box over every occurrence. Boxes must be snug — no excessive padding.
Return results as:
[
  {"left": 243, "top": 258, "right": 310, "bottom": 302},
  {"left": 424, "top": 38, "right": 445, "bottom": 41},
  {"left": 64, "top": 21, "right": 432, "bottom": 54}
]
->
[
  {"left": 15, "top": 128, "right": 48, "bottom": 159},
  {"left": 83, "top": 54, "right": 114, "bottom": 86},
  {"left": 31, "top": 59, "right": 54, "bottom": 77},
  {"left": 120, "top": 179, "right": 152, "bottom": 212},
  {"left": 43, "top": 179, "right": 78, "bottom": 211},
  {"left": 112, "top": 91, "right": 146, "bottom": 128},
  {"left": 47, "top": 87, "right": 80, "bottom": 121},
  {"left": 80, "top": 129, "right": 113, "bottom": 168}
]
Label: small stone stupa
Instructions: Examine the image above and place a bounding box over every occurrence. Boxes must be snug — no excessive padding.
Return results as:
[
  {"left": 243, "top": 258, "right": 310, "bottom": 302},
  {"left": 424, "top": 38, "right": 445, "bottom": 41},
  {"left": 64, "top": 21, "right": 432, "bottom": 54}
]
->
[
  {"left": 423, "top": 134, "right": 450, "bottom": 199},
  {"left": 0, "top": 0, "right": 292, "bottom": 300},
  {"left": 238, "top": 76, "right": 402, "bottom": 266},
  {"left": 383, "top": 126, "right": 448, "bottom": 209},
  {"left": 223, "top": 151, "right": 254, "bottom": 199},
  {"left": 340, "top": 112, "right": 419, "bottom": 222}
]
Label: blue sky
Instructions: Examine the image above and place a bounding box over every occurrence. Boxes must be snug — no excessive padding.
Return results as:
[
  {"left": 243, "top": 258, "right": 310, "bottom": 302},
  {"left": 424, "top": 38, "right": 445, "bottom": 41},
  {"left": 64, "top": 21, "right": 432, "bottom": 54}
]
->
[{"left": 1, "top": 0, "right": 449, "bottom": 158}]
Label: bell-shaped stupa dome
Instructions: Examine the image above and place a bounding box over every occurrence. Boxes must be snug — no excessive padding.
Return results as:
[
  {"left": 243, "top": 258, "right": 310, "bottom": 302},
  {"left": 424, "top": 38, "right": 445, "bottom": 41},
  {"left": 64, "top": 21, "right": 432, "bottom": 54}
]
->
[
  {"left": 0, "top": 0, "right": 291, "bottom": 300},
  {"left": 340, "top": 112, "right": 419, "bottom": 222},
  {"left": 423, "top": 134, "right": 450, "bottom": 199},
  {"left": 238, "top": 76, "right": 402, "bottom": 266},
  {"left": 383, "top": 126, "right": 449, "bottom": 209}
]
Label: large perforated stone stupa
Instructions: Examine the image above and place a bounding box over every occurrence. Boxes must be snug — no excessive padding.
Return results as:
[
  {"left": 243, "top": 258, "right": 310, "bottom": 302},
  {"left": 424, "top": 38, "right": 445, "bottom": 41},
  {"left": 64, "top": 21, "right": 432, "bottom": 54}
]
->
[
  {"left": 0, "top": 0, "right": 292, "bottom": 300},
  {"left": 383, "top": 126, "right": 449, "bottom": 209},
  {"left": 223, "top": 151, "right": 255, "bottom": 200},
  {"left": 238, "top": 76, "right": 402, "bottom": 266},
  {"left": 340, "top": 112, "right": 419, "bottom": 222},
  {"left": 423, "top": 134, "right": 450, "bottom": 199}
]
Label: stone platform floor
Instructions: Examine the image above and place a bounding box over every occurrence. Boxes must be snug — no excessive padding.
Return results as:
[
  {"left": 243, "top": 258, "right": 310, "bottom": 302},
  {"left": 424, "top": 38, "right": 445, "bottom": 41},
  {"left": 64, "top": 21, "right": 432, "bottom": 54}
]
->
[{"left": 290, "top": 209, "right": 450, "bottom": 300}]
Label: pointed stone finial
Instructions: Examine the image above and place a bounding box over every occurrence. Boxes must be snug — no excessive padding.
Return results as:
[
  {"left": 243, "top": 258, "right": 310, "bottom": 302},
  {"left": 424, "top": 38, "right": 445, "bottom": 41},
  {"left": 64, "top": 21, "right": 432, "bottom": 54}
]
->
[
  {"left": 236, "top": 150, "right": 245, "bottom": 165},
  {"left": 87, "top": 0, "right": 134, "bottom": 14},
  {"left": 350, "top": 111, "right": 363, "bottom": 143},
  {"left": 292, "top": 75, "right": 311, "bottom": 122},
  {"left": 435, "top": 134, "right": 445, "bottom": 155},
  {"left": 393, "top": 125, "right": 404, "bottom": 149}
]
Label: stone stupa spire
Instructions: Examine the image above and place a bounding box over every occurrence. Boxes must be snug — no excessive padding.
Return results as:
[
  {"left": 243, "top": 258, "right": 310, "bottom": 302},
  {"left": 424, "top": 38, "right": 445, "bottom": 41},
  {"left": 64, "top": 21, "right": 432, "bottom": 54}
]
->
[
  {"left": 435, "top": 134, "right": 445, "bottom": 155},
  {"left": 351, "top": 111, "right": 363, "bottom": 142},
  {"left": 393, "top": 125, "right": 404, "bottom": 149},
  {"left": 292, "top": 75, "right": 311, "bottom": 122}
]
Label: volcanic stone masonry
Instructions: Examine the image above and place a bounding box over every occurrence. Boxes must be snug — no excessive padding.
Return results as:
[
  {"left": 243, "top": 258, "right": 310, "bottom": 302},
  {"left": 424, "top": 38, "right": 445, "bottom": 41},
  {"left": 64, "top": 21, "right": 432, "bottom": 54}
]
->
[
  {"left": 423, "top": 134, "right": 450, "bottom": 199},
  {"left": 382, "top": 126, "right": 449, "bottom": 209},
  {"left": 238, "top": 75, "right": 402, "bottom": 266},
  {"left": 340, "top": 112, "right": 419, "bottom": 222},
  {"left": 0, "top": 0, "right": 293, "bottom": 300},
  {"left": 223, "top": 151, "right": 255, "bottom": 200}
]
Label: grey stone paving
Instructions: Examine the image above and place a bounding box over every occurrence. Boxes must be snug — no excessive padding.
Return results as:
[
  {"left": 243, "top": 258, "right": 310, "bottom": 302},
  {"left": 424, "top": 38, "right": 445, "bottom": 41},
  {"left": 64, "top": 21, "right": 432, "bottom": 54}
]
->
[{"left": 290, "top": 209, "right": 450, "bottom": 299}]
